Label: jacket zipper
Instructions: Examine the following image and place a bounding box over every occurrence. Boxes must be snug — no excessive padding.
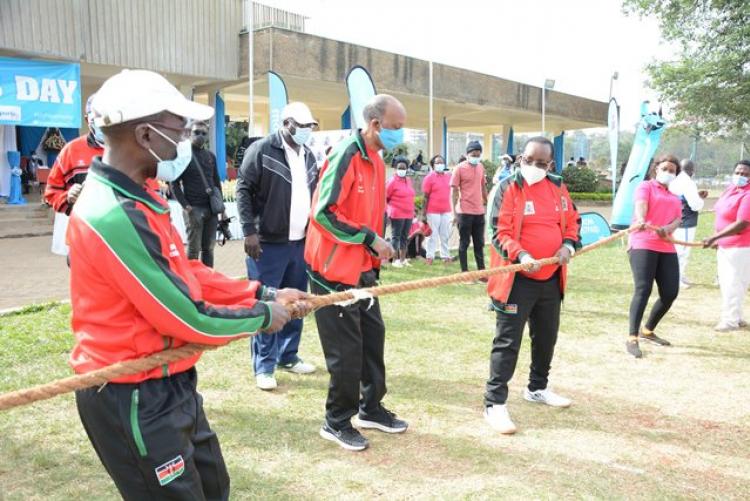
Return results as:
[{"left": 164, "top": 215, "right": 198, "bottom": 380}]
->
[
  {"left": 130, "top": 389, "right": 148, "bottom": 457},
  {"left": 323, "top": 244, "right": 339, "bottom": 272}
]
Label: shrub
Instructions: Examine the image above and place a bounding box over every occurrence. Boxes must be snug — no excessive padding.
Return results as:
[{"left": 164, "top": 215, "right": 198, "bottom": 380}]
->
[
  {"left": 569, "top": 192, "right": 613, "bottom": 202},
  {"left": 562, "top": 165, "right": 599, "bottom": 192}
]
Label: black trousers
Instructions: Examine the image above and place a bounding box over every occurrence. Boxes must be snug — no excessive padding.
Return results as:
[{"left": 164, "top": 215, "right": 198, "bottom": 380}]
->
[
  {"left": 75, "top": 368, "right": 230, "bottom": 500},
  {"left": 457, "top": 213, "right": 485, "bottom": 272},
  {"left": 185, "top": 206, "right": 218, "bottom": 267},
  {"left": 390, "top": 217, "right": 411, "bottom": 252},
  {"left": 485, "top": 273, "right": 561, "bottom": 406},
  {"left": 311, "top": 276, "right": 387, "bottom": 430},
  {"left": 628, "top": 249, "right": 680, "bottom": 335}
]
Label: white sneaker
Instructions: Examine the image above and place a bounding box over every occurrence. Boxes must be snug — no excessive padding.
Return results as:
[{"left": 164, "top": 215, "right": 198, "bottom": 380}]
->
[
  {"left": 278, "top": 360, "right": 316, "bottom": 374},
  {"left": 523, "top": 388, "right": 571, "bottom": 408},
  {"left": 714, "top": 322, "right": 738, "bottom": 332},
  {"left": 484, "top": 404, "right": 517, "bottom": 434},
  {"left": 679, "top": 280, "right": 691, "bottom": 289},
  {"left": 255, "top": 373, "right": 277, "bottom": 391},
  {"left": 403, "top": 259, "right": 412, "bottom": 267},
  {"left": 392, "top": 260, "right": 404, "bottom": 268}
]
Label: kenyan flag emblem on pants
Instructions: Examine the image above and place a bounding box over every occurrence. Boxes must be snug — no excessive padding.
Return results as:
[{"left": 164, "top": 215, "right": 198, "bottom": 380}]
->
[{"left": 155, "top": 455, "right": 185, "bottom": 486}]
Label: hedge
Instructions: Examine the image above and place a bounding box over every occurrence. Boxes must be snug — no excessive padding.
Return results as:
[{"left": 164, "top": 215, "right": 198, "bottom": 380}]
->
[{"left": 570, "top": 192, "right": 613, "bottom": 202}]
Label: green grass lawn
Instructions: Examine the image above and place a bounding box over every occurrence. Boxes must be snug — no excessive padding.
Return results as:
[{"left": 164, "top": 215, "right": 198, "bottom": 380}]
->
[{"left": 1, "top": 215, "right": 749, "bottom": 499}]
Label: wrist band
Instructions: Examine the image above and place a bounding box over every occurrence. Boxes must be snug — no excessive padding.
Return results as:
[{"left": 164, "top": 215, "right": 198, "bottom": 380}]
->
[{"left": 261, "top": 286, "right": 278, "bottom": 301}]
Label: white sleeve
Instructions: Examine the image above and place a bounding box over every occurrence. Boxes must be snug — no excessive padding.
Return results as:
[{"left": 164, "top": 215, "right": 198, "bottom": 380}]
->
[{"left": 683, "top": 179, "right": 705, "bottom": 212}]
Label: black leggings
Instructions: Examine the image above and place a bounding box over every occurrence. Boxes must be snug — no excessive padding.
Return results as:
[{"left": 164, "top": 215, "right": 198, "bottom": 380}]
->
[
  {"left": 628, "top": 249, "right": 680, "bottom": 335},
  {"left": 390, "top": 218, "right": 410, "bottom": 252}
]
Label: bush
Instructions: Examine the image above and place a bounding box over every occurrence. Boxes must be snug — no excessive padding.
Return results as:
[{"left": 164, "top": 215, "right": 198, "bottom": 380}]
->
[
  {"left": 562, "top": 165, "right": 599, "bottom": 192},
  {"left": 481, "top": 159, "right": 499, "bottom": 186},
  {"left": 569, "top": 192, "right": 613, "bottom": 202}
]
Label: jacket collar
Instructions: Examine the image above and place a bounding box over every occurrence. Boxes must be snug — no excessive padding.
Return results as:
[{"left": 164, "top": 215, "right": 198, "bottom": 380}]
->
[
  {"left": 352, "top": 129, "right": 372, "bottom": 162},
  {"left": 89, "top": 158, "right": 170, "bottom": 214},
  {"left": 512, "top": 168, "right": 563, "bottom": 188}
]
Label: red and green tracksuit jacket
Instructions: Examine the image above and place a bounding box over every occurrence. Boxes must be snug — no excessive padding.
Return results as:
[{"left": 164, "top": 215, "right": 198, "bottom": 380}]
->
[
  {"left": 44, "top": 134, "right": 103, "bottom": 215},
  {"left": 304, "top": 130, "right": 385, "bottom": 287},
  {"left": 487, "top": 170, "right": 581, "bottom": 304},
  {"left": 67, "top": 160, "right": 273, "bottom": 383}
]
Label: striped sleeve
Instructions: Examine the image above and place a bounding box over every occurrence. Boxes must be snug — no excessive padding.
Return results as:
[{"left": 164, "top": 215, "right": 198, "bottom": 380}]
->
[
  {"left": 312, "top": 140, "right": 376, "bottom": 247},
  {"left": 79, "top": 188, "right": 271, "bottom": 345}
]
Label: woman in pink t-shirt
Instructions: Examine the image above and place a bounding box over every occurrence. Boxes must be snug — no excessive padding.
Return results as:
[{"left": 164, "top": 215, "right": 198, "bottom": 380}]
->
[
  {"left": 702, "top": 160, "right": 750, "bottom": 331},
  {"left": 626, "top": 154, "right": 683, "bottom": 358},
  {"left": 422, "top": 154, "right": 454, "bottom": 264},
  {"left": 386, "top": 156, "right": 416, "bottom": 267}
]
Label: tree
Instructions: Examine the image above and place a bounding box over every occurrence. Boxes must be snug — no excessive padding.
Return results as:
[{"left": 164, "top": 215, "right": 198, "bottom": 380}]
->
[{"left": 623, "top": 1, "right": 750, "bottom": 139}]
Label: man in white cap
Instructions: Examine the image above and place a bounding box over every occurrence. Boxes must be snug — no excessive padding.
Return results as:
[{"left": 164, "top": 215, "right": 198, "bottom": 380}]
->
[
  {"left": 68, "top": 69, "right": 308, "bottom": 499},
  {"left": 236, "top": 102, "right": 319, "bottom": 390}
]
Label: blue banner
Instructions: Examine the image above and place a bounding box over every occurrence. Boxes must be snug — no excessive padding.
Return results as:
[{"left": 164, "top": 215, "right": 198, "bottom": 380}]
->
[
  {"left": 579, "top": 212, "right": 612, "bottom": 246},
  {"left": 346, "top": 66, "right": 377, "bottom": 130},
  {"left": 506, "top": 127, "right": 514, "bottom": 155},
  {"left": 0, "top": 57, "right": 81, "bottom": 128},
  {"left": 611, "top": 102, "right": 667, "bottom": 229},
  {"left": 215, "top": 92, "right": 226, "bottom": 181},
  {"left": 553, "top": 132, "right": 565, "bottom": 174},
  {"left": 608, "top": 98, "right": 619, "bottom": 198},
  {"left": 268, "top": 71, "right": 289, "bottom": 133}
]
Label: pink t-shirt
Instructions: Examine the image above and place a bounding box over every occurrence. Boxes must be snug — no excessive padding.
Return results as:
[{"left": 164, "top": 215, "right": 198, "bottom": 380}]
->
[
  {"left": 386, "top": 176, "right": 415, "bottom": 219},
  {"left": 422, "top": 171, "right": 452, "bottom": 214},
  {"left": 628, "top": 179, "right": 682, "bottom": 253},
  {"left": 713, "top": 184, "right": 750, "bottom": 248},
  {"left": 450, "top": 161, "right": 486, "bottom": 215}
]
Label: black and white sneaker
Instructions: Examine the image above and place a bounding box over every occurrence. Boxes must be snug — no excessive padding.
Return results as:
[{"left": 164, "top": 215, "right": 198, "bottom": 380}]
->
[
  {"left": 626, "top": 338, "right": 643, "bottom": 358},
  {"left": 319, "top": 423, "right": 369, "bottom": 451},
  {"left": 357, "top": 406, "right": 408, "bottom": 434},
  {"left": 639, "top": 330, "right": 671, "bottom": 346}
]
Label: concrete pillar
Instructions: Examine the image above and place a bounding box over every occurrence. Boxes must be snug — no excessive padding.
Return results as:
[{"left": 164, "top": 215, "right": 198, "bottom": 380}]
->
[{"left": 430, "top": 112, "right": 445, "bottom": 159}]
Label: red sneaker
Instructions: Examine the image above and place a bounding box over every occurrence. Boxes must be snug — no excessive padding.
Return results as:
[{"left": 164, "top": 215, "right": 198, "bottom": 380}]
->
[{"left": 426, "top": 258, "right": 433, "bottom": 265}]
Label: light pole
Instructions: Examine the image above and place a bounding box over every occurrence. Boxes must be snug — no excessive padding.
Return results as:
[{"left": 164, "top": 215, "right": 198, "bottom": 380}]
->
[
  {"left": 608, "top": 71, "right": 619, "bottom": 101},
  {"left": 541, "top": 78, "right": 555, "bottom": 137}
]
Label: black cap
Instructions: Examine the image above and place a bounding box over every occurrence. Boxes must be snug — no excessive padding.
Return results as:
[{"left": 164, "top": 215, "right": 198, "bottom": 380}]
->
[{"left": 466, "top": 141, "right": 482, "bottom": 154}]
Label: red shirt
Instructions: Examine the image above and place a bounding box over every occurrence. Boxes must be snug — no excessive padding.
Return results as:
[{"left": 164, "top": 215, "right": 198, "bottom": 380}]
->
[
  {"left": 714, "top": 184, "right": 750, "bottom": 248},
  {"left": 518, "top": 179, "right": 573, "bottom": 280},
  {"left": 422, "top": 171, "right": 452, "bottom": 214},
  {"left": 44, "top": 135, "right": 103, "bottom": 214},
  {"left": 386, "top": 175, "right": 415, "bottom": 219},
  {"left": 450, "top": 161, "right": 486, "bottom": 215},
  {"left": 629, "top": 180, "right": 682, "bottom": 253}
]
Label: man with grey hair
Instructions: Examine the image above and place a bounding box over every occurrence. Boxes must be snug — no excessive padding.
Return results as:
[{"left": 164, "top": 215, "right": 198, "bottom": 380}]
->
[{"left": 304, "top": 94, "right": 408, "bottom": 451}]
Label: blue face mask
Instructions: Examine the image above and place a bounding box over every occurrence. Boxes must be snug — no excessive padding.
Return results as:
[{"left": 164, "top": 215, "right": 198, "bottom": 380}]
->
[
  {"left": 147, "top": 124, "right": 192, "bottom": 182},
  {"left": 378, "top": 126, "right": 404, "bottom": 151},
  {"left": 467, "top": 156, "right": 481, "bottom": 166},
  {"left": 732, "top": 174, "right": 749, "bottom": 188},
  {"left": 291, "top": 126, "right": 313, "bottom": 146}
]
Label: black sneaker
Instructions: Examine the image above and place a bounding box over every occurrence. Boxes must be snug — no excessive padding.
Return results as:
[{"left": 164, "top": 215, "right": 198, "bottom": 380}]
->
[
  {"left": 626, "top": 338, "right": 643, "bottom": 358},
  {"left": 319, "top": 423, "right": 369, "bottom": 451},
  {"left": 357, "top": 406, "right": 408, "bottom": 434},
  {"left": 639, "top": 331, "right": 671, "bottom": 346}
]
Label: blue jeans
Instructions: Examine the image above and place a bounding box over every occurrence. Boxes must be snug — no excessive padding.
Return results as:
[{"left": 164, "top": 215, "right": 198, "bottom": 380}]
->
[{"left": 246, "top": 240, "right": 308, "bottom": 375}]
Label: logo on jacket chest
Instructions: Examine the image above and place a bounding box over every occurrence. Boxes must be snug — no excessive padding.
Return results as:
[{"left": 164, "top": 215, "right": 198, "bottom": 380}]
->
[
  {"left": 524, "top": 201, "right": 535, "bottom": 215},
  {"left": 357, "top": 172, "right": 365, "bottom": 194}
]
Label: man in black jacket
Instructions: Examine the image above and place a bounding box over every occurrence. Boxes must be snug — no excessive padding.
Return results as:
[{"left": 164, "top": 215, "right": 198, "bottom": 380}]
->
[
  {"left": 236, "top": 102, "right": 319, "bottom": 390},
  {"left": 171, "top": 121, "right": 224, "bottom": 267}
]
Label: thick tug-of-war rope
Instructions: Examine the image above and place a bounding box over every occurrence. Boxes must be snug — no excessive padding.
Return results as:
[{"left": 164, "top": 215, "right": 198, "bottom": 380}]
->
[{"left": 0, "top": 226, "right": 650, "bottom": 412}]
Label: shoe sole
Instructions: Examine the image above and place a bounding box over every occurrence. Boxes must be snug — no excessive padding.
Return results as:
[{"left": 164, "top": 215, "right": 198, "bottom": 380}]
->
[
  {"left": 523, "top": 393, "right": 571, "bottom": 408},
  {"left": 356, "top": 418, "right": 408, "bottom": 434},
  {"left": 256, "top": 384, "right": 277, "bottom": 391},
  {"left": 483, "top": 413, "right": 517, "bottom": 434},
  {"left": 319, "top": 428, "right": 368, "bottom": 451}
]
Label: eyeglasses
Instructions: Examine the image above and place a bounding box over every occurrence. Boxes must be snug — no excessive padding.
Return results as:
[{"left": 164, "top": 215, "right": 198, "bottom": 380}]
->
[
  {"left": 520, "top": 156, "right": 551, "bottom": 170},
  {"left": 192, "top": 130, "right": 208, "bottom": 136}
]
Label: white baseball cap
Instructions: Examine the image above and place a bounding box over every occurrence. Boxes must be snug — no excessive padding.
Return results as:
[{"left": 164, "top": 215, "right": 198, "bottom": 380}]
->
[
  {"left": 281, "top": 102, "right": 318, "bottom": 126},
  {"left": 92, "top": 69, "right": 214, "bottom": 127}
]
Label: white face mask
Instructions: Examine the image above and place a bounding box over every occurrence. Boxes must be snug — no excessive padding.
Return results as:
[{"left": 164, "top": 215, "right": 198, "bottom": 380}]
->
[
  {"left": 520, "top": 164, "right": 547, "bottom": 186},
  {"left": 396, "top": 169, "right": 407, "bottom": 178},
  {"left": 434, "top": 163, "right": 446, "bottom": 172},
  {"left": 655, "top": 171, "right": 676, "bottom": 186},
  {"left": 147, "top": 124, "right": 192, "bottom": 182}
]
